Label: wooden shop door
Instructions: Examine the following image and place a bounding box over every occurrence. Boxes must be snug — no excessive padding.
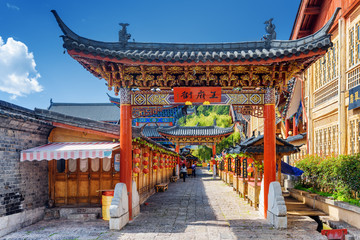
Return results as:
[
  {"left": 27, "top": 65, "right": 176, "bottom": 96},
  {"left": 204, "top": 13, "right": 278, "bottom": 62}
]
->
[{"left": 49, "top": 155, "right": 120, "bottom": 206}]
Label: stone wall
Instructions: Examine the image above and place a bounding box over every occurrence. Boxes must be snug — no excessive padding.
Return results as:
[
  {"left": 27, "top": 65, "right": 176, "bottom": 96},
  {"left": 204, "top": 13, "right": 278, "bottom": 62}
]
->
[{"left": 0, "top": 101, "right": 53, "bottom": 236}]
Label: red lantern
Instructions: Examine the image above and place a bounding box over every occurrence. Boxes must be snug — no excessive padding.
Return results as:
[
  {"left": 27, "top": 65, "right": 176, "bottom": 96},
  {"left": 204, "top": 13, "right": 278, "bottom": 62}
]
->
[
  {"left": 247, "top": 158, "right": 254, "bottom": 164},
  {"left": 152, "top": 159, "right": 158, "bottom": 164},
  {"left": 133, "top": 149, "right": 141, "bottom": 154},
  {"left": 153, "top": 165, "right": 158, "bottom": 170},
  {"left": 159, "top": 160, "right": 164, "bottom": 164},
  {"left": 153, "top": 152, "right": 158, "bottom": 157},
  {"left": 247, "top": 166, "right": 254, "bottom": 173},
  {"left": 133, "top": 167, "right": 140, "bottom": 174},
  {"left": 143, "top": 152, "right": 150, "bottom": 158},
  {"left": 159, "top": 165, "right": 164, "bottom": 169},
  {"left": 143, "top": 168, "right": 150, "bottom": 174},
  {"left": 160, "top": 154, "right": 165, "bottom": 158},
  {"left": 133, "top": 157, "right": 141, "bottom": 164},
  {"left": 142, "top": 160, "right": 149, "bottom": 166}
]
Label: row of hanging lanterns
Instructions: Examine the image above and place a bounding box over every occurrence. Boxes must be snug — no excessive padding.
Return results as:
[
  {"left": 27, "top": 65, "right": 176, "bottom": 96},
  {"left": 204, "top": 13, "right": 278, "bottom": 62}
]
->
[{"left": 132, "top": 148, "right": 178, "bottom": 176}]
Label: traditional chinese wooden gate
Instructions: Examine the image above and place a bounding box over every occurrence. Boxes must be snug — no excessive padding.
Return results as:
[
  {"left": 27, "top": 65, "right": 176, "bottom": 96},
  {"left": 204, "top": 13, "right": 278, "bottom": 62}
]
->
[{"left": 52, "top": 8, "right": 339, "bottom": 218}]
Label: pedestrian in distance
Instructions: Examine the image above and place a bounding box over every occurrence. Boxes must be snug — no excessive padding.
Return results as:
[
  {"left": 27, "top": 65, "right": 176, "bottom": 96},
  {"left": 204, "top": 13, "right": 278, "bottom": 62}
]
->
[
  {"left": 180, "top": 163, "right": 187, "bottom": 182},
  {"left": 191, "top": 163, "right": 196, "bottom": 177}
]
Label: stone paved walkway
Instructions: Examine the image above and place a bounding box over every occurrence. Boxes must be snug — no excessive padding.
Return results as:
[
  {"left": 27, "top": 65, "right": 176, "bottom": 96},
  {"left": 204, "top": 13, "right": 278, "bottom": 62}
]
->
[{"left": 3, "top": 168, "right": 326, "bottom": 240}]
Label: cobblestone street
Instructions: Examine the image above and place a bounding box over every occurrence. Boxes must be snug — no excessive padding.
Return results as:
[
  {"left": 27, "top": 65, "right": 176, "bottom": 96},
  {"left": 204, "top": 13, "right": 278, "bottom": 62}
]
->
[{"left": 3, "top": 169, "right": 326, "bottom": 240}]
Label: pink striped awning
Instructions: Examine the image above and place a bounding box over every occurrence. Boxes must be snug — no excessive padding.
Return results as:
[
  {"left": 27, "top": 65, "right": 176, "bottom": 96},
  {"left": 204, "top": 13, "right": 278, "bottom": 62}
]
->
[{"left": 20, "top": 142, "right": 119, "bottom": 161}]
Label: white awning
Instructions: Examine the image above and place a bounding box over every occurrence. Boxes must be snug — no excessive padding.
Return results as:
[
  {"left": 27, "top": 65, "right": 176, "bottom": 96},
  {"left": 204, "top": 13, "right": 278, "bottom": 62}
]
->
[{"left": 21, "top": 142, "right": 119, "bottom": 161}]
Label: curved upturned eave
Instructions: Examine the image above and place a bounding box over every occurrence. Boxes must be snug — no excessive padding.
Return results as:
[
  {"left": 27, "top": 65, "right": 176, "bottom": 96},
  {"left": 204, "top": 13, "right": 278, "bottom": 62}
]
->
[
  {"left": 51, "top": 8, "right": 340, "bottom": 63},
  {"left": 157, "top": 124, "right": 234, "bottom": 137}
]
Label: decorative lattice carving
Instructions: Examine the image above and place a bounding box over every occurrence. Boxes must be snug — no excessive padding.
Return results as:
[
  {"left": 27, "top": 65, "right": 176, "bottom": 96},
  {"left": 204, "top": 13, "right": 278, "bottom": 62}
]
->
[
  {"left": 119, "top": 88, "right": 131, "bottom": 104},
  {"left": 233, "top": 105, "right": 264, "bottom": 118},
  {"left": 132, "top": 106, "right": 167, "bottom": 118}
]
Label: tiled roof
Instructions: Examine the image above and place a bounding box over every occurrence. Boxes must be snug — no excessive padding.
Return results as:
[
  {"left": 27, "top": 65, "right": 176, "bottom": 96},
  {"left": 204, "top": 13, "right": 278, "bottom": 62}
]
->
[
  {"left": 48, "top": 102, "right": 119, "bottom": 122},
  {"left": 158, "top": 124, "right": 234, "bottom": 137},
  {"left": 52, "top": 8, "right": 339, "bottom": 63},
  {"left": 35, "top": 108, "right": 120, "bottom": 135},
  {"left": 142, "top": 125, "right": 169, "bottom": 138},
  {"left": 132, "top": 126, "right": 184, "bottom": 158},
  {"left": 0, "top": 100, "right": 52, "bottom": 126},
  {"left": 224, "top": 135, "right": 299, "bottom": 155},
  {"left": 286, "top": 133, "right": 306, "bottom": 142}
]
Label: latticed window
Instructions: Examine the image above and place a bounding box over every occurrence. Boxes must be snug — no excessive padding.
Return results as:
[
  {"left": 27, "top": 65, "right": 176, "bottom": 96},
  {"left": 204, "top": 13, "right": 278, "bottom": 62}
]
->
[
  {"left": 349, "top": 118, "right": 360, "bottom": 155},
  {"left": 350, "top": 28, "right": 355, "bottom": 67},
  {"left": 313, "top": 40, "right": 339, "bottom": 106},
  {"left": 347, "top": 21, "right": 360, "bottom": 89},
  {"left": 314, "top": 125, "right": 339, "bottom": 156},
  {"left": 348, "top": 67, "right": 360, "bottom": 89}
]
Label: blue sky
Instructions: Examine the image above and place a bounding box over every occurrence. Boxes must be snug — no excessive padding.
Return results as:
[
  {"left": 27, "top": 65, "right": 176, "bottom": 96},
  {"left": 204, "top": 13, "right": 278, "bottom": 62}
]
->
[{"left": 0, "top": 0, "right": 300, "bottom": 110}]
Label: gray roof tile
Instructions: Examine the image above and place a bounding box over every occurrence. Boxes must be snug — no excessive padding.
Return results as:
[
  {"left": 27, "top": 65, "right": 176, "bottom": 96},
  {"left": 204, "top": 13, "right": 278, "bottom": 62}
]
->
[
  {"left": 51, "top": 8, "right": 340, "bottom": 64},
  {"left": 48, "top": 102, "right": 119, "bottom": 122},
  {"left": 157, "top": 124, "right": 234, "bottom": 137}
]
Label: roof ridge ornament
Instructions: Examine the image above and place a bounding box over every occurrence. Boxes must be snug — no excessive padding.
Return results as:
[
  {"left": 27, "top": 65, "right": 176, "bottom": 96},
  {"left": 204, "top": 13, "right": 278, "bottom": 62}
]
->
[
  {"left": 262, "top": 18, "right": 276, "bottom": 48},
  {"left": 119, "top": 23, "right": 131, "bottom": 46}
]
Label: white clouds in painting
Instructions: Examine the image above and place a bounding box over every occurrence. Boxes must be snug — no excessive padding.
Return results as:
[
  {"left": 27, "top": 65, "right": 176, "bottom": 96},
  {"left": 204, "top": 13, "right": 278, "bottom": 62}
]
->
[
  {"left": 0, "top": 36, "right": 43, "bottom": 99},
  {"left": 6, "top": 3, "right": 19, "bottom": 10}
]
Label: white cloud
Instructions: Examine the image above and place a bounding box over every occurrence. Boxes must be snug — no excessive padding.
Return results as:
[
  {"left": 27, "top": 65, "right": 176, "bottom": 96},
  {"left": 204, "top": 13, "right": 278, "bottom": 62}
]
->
[
  {"left": 0, "top": 36, "right": 43, "bottom": 99},
  {"left": 6, "top": 3, "right": 19, "bottom": 10}
]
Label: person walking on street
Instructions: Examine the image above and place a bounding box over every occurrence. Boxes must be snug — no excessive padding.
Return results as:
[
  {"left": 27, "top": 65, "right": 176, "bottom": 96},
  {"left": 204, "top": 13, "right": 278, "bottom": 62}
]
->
[
  {"left": 180, "top": 163, "right": 187, "bottom": 182},
  {"left": 191, "top": 163, "right": 196, "bottom": 177}
]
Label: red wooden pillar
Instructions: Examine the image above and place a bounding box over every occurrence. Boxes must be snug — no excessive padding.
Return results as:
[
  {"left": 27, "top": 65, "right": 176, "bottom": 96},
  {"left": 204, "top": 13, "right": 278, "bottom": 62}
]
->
[
  {"left": 175, "top": 144, "right": 180, "bottom": 169},
  {"left": 293, "top": 116, "right": 298, "bottom": 136},
  {"left": 119, "top": 88, "right": 132, "bottom": 220},
  {"left": 212, "top": 144, "right": 216, "bottom": 157},
  {"left": 285, "top": 119, "right": 290, "bottom": 138},
  {"left": 264, "top": 88, "right": 276, "bottom": 218}
]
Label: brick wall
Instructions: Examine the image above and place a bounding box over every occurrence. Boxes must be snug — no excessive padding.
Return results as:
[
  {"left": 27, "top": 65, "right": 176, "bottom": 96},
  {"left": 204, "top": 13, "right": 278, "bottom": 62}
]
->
[{"left": 0, "top": 101, "right": 53, "bottom": 217}]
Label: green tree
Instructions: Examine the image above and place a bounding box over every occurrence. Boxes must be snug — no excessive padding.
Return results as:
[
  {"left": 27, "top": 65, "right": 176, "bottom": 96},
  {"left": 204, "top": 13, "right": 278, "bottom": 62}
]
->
[{"left": 192, "top": 145, "right": 212, "bottom": 161}]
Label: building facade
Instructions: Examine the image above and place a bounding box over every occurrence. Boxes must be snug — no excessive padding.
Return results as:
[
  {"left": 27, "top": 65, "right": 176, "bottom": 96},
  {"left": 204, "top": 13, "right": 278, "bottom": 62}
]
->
[{"left": 289, "top": 0, "right": 360, "bottom": 161}]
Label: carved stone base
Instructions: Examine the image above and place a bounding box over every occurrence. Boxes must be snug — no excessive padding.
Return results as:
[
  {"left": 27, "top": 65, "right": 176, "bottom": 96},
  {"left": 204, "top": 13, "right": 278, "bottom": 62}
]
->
[
  {"left": 284, "top": 179, "right": 294, "bottom": 191},
  {"left": 109, "top": 212, "right": 129, "bottom": 230},
  {"left": 267, "top": 211, "right": 287, "bottom": 229},
  {"left": 109, "top": 183, "right": 129, "bottom": 230},
  {"left": 132, "top": 180, "right": 140, "bottom": 218},
  {"left": 267, "top": 181, "right": 287, "bottom": 229},
  {"left": 132, "top": 205, "right": 140, "bottom": 218}
]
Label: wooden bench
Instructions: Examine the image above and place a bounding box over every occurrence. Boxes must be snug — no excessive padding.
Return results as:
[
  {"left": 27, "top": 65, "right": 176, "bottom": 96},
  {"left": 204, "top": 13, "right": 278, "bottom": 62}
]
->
[
  {"left": 170, "top": 176, "right": 177, "bottom": 182},
  {"left": 155, "top": 183, "right": 168, "bottom": 192}
]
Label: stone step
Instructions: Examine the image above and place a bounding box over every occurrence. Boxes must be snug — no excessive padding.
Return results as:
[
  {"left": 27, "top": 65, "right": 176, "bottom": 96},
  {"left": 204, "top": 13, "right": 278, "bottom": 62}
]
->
[
  {"left": 59, "top": 207, "right": 101, "bottom": 219},
  {"left": 67, "top": 213, "right": 99, "bottom": 221}
]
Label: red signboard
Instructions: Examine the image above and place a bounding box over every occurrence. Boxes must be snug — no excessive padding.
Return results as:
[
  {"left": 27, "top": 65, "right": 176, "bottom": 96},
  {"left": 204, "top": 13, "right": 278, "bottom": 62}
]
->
[{"left": 173, "top": 87, "right": 221, "bottom": 103}]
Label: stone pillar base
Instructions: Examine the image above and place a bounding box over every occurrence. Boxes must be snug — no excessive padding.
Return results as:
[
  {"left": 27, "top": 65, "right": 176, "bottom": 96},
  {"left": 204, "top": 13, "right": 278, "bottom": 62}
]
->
[
  {"left": 132, "top": 205, "right": 140, "bottom": 218},
  {"left": 284, "top": 179, "right": 294, "bottom": 191},
  {"left": 109, "top": 212, "right": 129, "bottom": 230},
  {"left": 267, "top": 181, "right": 287, "bottom": 229},
  {"left": 267, "top": 211, "right": 287, "bottom": 229}
]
